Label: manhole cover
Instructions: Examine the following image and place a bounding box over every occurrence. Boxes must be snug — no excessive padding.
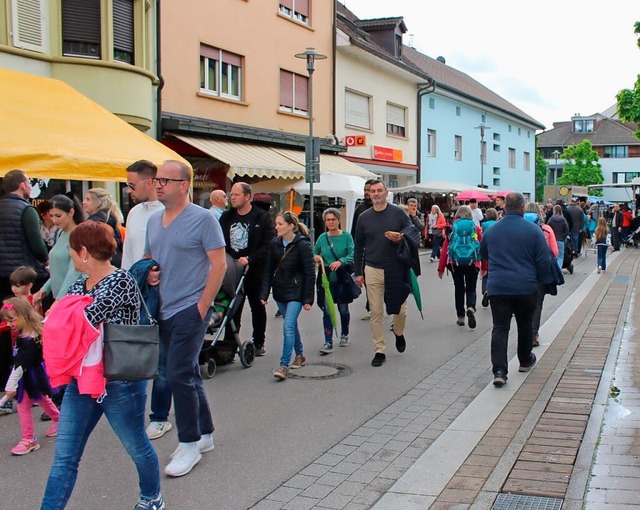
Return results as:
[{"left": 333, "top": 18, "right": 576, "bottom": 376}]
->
[{"left": 288, "top": 362, "right": 354, "bottom": 380}]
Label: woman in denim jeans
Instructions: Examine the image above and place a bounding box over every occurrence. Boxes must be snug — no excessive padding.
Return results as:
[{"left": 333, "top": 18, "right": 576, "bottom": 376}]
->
[{"left": 40, "top": 222, "right": 163, "bottom": 510}]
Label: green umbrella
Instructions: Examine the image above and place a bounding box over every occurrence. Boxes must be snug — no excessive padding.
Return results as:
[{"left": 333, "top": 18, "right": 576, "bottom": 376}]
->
[
  {"left": 408, "top": 268, "right": 423, "bottom": 319},
  {"left": 319, "top": 261, "right": 339, "bottom": 332}
]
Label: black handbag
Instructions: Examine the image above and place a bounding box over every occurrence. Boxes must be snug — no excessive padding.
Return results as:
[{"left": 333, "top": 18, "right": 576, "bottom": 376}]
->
[
  {"left": 103, "top": 283, "right": 159, "bottom": 381},
  {"left": 325, "top": 238, "right": 361, "bottom": 303}
]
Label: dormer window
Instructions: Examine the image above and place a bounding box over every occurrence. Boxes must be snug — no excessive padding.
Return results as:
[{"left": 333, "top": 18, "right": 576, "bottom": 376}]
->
[
  {"left": 395, "top": 34, "right": 402, "bottom": 58},
  {"left": 573, "top": 119, "right": 594, "bottom": 133}
]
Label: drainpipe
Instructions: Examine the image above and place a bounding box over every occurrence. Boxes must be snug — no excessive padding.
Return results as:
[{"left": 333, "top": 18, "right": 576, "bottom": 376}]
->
[
  {"left": 416, "top": 79, "right": 436, "bottom": 183},
  {"left": 155, "top": 0, "right": 164, "bottom": 141}
]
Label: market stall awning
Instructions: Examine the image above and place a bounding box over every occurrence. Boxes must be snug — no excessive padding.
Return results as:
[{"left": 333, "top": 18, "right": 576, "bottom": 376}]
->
[
  {"left": 391, "top": 181, "right": 497, "bottom": 195},
  {"left": 0, "top": 68, "right": 189, "bottom": 181},
  {"left": 273, "top": 148, "right": 377, "bottom": 179}
]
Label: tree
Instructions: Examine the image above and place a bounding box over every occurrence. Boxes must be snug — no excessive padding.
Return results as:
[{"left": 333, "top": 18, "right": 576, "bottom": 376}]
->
[
  {"left": 557, "top": 140, "right": 603, "bottom": 196},
  {"left": 535, "top": 150, "right": 547, "bottom": 202},
  {"left": 616, "top": 21, "right": 640, "bottom": 139}
]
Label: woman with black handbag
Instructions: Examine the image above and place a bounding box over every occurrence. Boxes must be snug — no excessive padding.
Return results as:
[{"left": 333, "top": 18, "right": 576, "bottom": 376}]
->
[
  {"left": 40, "top": 221, "right": 163, "bottom": 510},
  {"left": 313, "top": 208, "right": 357, "bottom": 355}
]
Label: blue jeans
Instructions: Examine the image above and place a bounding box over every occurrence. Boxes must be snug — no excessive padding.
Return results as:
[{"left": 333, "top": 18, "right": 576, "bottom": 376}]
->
[
  {"left": 323, "top": 302, "right": 350, "bottom": 343},
  {"left": 149, "top": 335, "right": 171, "bottom": 422},
  {"left": 41, "top": 379, "right": 160, "bottom": 509},
  {"left": 276, "top": 301, "right": 304, "bottom": 367},
  {"left": 597, "top": 245, "right": 607, "bottom": 270},
  {"left": 159, "top": 303, "right": 214, "bottom": 443},
  {"left": 571, "top": 231, "right": 580, "bottom": 254},
  {"left": 556, "top": 240, "right": 565, "bottom": 269},
  {"left": 431, "top": 235, "right": 443, "bottom": 259}
]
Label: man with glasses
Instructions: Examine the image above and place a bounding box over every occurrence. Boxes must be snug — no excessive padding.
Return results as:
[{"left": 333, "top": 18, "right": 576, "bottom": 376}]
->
[
  {"left": 219, "top": 182, "right": 275, "bottom": 356},
  {"left": 145, "top": 160, "right": 227, "bottom": 477}
]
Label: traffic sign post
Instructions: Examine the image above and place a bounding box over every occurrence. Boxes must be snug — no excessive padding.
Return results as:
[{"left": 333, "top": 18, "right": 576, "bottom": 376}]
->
[{"left": 305, "top": 136, "right": 321, "bottom": 184}]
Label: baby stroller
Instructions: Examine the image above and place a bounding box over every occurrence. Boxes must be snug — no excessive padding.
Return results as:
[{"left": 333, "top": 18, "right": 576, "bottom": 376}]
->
[
  {"left": 563, "top": 236, "right": 574, "bottom": 274},
  {"left": 199, "top": 253, "right": 255, "bottom": 379},
  {"left": 622, "top": 216, "right": 640, "bottom": 248}
]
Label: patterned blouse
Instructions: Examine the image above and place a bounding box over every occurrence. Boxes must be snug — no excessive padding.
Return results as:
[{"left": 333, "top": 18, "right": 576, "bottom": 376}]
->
[{"left": 66, "top": 269, "right": 140, "bottom": 326}]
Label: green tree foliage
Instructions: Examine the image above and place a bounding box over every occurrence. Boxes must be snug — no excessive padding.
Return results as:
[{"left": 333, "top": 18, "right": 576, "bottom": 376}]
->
[
  {"left": 557, "top": 140, "right": 604, "bottom": 196},
  {"left": 535, "top": 150, "right": 547, "bottom": 202},
  {"left": 616, "top": 21, "right": 640, "bottom": 139}
]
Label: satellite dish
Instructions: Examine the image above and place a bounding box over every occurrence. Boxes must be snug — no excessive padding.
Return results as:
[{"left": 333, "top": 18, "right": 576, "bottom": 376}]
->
[{"left": 436, "top": 56, "right": 446, "bottom": 64}]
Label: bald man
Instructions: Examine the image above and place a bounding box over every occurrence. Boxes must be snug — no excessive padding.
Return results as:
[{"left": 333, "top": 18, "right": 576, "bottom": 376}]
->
[{"left": 209, "top": 190, "right": 228, "bottom": 221}]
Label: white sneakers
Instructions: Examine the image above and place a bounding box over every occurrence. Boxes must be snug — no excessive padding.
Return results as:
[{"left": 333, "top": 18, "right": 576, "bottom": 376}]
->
[
  {"left": 165, "top": 433, "right": 215, "bottom": 477},
  {"left": 146, "top": 421, "right": 172, "bottom": 440}
]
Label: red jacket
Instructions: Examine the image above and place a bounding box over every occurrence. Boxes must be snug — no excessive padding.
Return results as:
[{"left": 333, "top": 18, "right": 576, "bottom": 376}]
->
[{"left": 43, "top": 295, "right": 105, "bottom": 398}]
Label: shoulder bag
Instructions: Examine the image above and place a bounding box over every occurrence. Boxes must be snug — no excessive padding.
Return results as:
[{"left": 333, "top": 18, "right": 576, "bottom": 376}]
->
[
  {"left": 103, "top": 281, "right": 159, "bottom": 381},
  {"left": 325, "top": 237, "right": 361, "bottom": 302}
]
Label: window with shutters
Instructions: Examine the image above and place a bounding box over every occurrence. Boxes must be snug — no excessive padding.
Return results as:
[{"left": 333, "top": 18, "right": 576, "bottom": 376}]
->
[
  {"left": 279, "top": 69, "right": 308, "bottom": 115},
  {"left": 113, "top": 0, "right": 134, "bottom": 64},
  {"left": 386, "top": 102, "right": 407, "bottom": 138},
  {"left": 345, "top": 90, "right": 371, "bottom": 131},
  {"left": 11, "top": 0, "right": 48, "bottom": 53},
  {"left": 61, "top": 0, "right": 101, "bottom": 59},
  {"left": 278, "top": 0, "right": 310, "bottom": 25},
  {"left": 508, "top": 148, "right": 516, "bottom": 168},
  {"left": 523, "top": 151, "right": 531, "bottom": 171},
  {"left": 199, "top": 44, "right": 243, "bottom": 100}
]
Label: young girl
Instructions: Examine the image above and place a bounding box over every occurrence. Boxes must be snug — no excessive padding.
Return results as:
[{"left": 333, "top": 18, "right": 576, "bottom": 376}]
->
[
  {"left": 260, "top": 212, "right": 315, "bottom": 380},
  {"left": 594, "top": 217, "right": 610, "bottom": 274},
  {"left": 1, "top": 298, "right": 59, "bottom": 455}
]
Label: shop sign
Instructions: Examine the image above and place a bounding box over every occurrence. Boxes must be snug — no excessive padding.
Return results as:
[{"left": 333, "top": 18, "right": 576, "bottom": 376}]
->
[
  {"left": 345, "top": 135, "right": 367, "bottom": 147},
  {"left": 372, "top": 145, "right": 403, "bottom": 162}
]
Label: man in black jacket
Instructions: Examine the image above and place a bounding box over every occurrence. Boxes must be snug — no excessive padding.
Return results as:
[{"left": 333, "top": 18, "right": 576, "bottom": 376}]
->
[{"left": 219, "top": 182, "right": 275, "bottom": 355}]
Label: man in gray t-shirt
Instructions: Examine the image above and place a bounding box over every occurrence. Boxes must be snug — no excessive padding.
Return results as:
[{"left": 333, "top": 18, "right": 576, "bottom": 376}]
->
[{"left": 145, "top": 160, "right": 227, "bottom": 478}]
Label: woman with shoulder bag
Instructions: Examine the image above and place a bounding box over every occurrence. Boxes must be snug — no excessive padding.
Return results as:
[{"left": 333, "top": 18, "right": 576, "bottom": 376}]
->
[
  {"left": 40, "top": 222, "right": 163, "bottom": 510},
  {"left": 428, "top": 205, "right": 447, "bottom": 262},
  {"left": 313, "top": 208, "right": 356, "bottom": 355}
]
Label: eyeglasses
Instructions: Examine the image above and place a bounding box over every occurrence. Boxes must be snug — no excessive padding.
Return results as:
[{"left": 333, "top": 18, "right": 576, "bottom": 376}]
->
[
  {"left": 325, "top": 217, "right": 338, "bottom": 222},
  {"left": 125, "top": 178, "right": 150, "bottom": 191},
  {"left": 151, "top": 178, "right": 187, "bottom": 187}
]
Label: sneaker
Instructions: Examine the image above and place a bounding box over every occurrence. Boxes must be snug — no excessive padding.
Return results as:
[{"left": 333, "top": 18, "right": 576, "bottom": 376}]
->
[
  {"left": 339, "top": 335, "right": 349, "bottom": 347},
  {"left": 429, "top": 257, "right": 435, "bottom": 263},
  {"left": 361, "top": 311, "right": 370, "bottom": 320},
  {"left": 11, "top": 438, "right": 40, "bottom": 455},
  {"left": 146, "top": 421, "right": 172, "bottom": 440},
  {"left": 272, "top": 366, "right": 288, "bottom": 380},
  {"left": 319, "top": 342, "right": 334, "bottom": 355},
  {"left": 254, "top": 346, "right": 266, "bottom": 357},
  {"left": 533, "top": 334, "right": 540, "bottom": 347},
  {"left": 493, "top": 371, "right": 507, "bottom": 387},
  {"left": 164, "top": 441, "right": 202, "bottom": 477},
  {"left": 290, "top": 355, "right": 307, "bottom": 369},
  {"left": 0, "top": 400, "right": 13, "bottom": 414},
  {"left": 519, "top": 353, "right": 537, "bottom": 373},
  {"left": 40, "top": 411, "right": 52, "bottom": 422},
  {"left": 275, "top": 310, "right": 282, "bottom": 318},
  {"left": 481, "top": 292, "right": 489, "bottom": 308},
  {"left": 456, "top": 317, "right": 465, "bottom": 326},
  {"left": 597, "top": 266, "right": 602, "bottom": 274},
  {"left": 45, "top": 421, "right": 59, "bottom": 437},
  {"left": 134, "top": 494, "right": 166, "bottom": 510},
  {"left": 466, "top": 308, "right": 476, "bottom": 329},
  {"left": 395, "top": 334, "right": 406, "bottom": 353},
  {"left": 170, "top": 433, "right": 215, "bottom": 458},
  {"left": 371, "top": 353, "right": 386, "bottom": 367}
]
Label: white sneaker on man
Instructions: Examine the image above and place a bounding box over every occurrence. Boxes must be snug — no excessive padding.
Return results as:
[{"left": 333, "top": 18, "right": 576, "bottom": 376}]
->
[
  {"left": 164, "top": 441, "right": 202, "bottom": 477},
  {"left": 146, "top": 421, "right": 172, "bottom": 440},
  {"left": 170, "top": 433, "right": 215, "bottom": 458}
]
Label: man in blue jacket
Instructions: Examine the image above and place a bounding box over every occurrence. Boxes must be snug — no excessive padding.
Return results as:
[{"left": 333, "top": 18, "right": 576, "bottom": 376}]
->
[{"left": 480, "top": 193, "right": 548, "bottom": 387}]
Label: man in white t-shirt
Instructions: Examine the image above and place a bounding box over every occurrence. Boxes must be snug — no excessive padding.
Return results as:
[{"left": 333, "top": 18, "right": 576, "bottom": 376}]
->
[
  {"left": 469, "top": 198, "right": 484, "bottom": 226},
  {"left": 121, "top": 160, "right": 165, "bottom": 270}
]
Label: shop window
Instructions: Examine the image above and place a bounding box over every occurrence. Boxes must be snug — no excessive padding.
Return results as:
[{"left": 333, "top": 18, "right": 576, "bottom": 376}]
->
[
  {"left": 113, "top": 0, "right": 134, "bottom": 64},
  {"left": 280, "top": 69, "right": 308, "bottom": 115},
  {"left": 278, "top": 0, "right": 309, "bottom": 25},
  {"left": 61, "top": 0, "right": 101, "bottom": 59},
  {"left": 345, "top": 89, "right": 371, "bottom": 130},
  {"left": 200, "top": 44, "right": 243, "bottom": 100}
]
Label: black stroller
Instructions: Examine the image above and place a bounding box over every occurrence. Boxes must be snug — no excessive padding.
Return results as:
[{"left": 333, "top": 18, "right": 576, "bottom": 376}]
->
[
  {"left": 199, "top": 253, "right": 255, "bottom": 378},
  {"left": 622, "top": 216, "right": 640, "bottom": 248},
  {"left": 563, "top": 236, "right": 574, "bottom": 274}
]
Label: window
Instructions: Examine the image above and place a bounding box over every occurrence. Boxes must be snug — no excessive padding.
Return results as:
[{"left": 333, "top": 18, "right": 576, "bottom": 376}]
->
[
  {"left": 493, "top": 167, "right": 500, "bottom": 176},
  {"left": 200, "top": 45, "right": 243, "bottom": 100},
  {"left": 113, "top": 0, "right": 134, "bottom": 63},
  {"left": 61, "top": 0, "right": 101, "bottom": 58},
  {"left": 428, "top": 97, "right": 435, "bottom": 109},
  {"left": 493, "top": 178, "right": 501, "bottom": 186},
  {"left": 11, "top": 0, "right": 48, "bottom": 53},
  {"left": 508, "top": 148, "right": 516, "bottom": 168},
  {"left": 345, "top": 90, "right": 371, "bottom": 130},
  {"left": 279, "top": 0, "right": 309, "bottom": 25},
  {"left": 518, "top": 127, "right": 521, "bottom": 136},
  {"left": 524, "top": 151, "right": 530, "bottom": 171},
  {"left": 493, "top": 133, "right": 500, "bottom": 141},
  {"left": 573, "top": 119, "right": 594, "bottom": 133},
  {"left": 603, "top": 146, "right": 628, "bottom": 158},
  {"left": 426, "top": 129, "right": 436, "bottom": 156},
  {"left": 481, "top": 114, "right": 486, "bottom": 123},
  {"left": 386, "top": 103, "right": 406, "bottom": 137},
  {"left": 456, "top": 106, "right": 461, "bottom": 116},
  {"left": 613, "top": 172, "right": 640, "bottom": 184},
  {"left": 508, "top": 124, "right": 512, "bottom": 132},
  {"left": 493, "top": 144, "right": 500, "bottom": 152},
  {"left": 280, "top": 69, "right": 308, "bottom": 115},
  {"left": 454, "top": 135, "right": 462, "bottom": 161}
]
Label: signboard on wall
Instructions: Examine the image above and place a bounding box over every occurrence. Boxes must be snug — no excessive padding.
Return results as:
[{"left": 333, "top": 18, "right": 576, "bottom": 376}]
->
[
  {"left": 345, "top": 135, "right": 367, "bottom": 147},
  {"left": 372, "top": 145, "right": 403, "bottom": 162}
]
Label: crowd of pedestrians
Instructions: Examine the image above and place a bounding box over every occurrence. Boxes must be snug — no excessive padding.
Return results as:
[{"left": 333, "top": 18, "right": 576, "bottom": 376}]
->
[{"left": 0, "top": 165, "right": 633, "bottom": 509}]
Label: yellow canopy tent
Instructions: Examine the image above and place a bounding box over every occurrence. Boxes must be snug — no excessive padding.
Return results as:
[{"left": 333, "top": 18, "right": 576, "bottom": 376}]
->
[{"left": 0, "top": 68, "right": 189, "bottom": 182}]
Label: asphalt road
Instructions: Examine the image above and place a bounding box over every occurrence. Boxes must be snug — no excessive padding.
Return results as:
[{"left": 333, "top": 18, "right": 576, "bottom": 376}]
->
[{"left": 0, "top": 251, "right": 592, "bottom": 510}]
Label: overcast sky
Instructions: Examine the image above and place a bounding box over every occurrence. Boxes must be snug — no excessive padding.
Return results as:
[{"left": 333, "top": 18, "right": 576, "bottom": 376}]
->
[{"left": 341, "top": 0, "right": 640, "bottom": 130}]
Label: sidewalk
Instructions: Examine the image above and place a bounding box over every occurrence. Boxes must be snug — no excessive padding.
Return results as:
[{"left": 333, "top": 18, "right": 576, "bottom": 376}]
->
[{"left": 252, "top": 247, "right": 640, "bottom": 510}]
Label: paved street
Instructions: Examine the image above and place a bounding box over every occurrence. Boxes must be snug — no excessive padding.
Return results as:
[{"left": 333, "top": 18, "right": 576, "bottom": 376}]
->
[{"left": 0, "top": 250, "right": 612, "bottom": 509}]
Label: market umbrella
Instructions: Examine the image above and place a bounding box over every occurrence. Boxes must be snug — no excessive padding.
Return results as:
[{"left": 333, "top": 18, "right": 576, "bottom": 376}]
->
[
  {"left": 407, "top": 268, "right": 423, "bottom": 319},
  {"left": 491, "top": 190, "right": 515, "bottom": 199},
  {"left": 319, "top": 262, "right": 339, "bottom": 332},
  {"left": 454, "top": 189, "right": 492, "bottom": 202}
]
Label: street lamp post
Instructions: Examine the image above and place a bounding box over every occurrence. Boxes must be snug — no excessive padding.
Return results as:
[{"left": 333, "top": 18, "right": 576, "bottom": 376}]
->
[
  {"left": 475, "top": 123, "right": 491, "bottom": 188},
  {"left": 295, "top": 47, "right": 327, "bottom": 245},
  {"left": 552, "top": 149, "right": 560, "bottom": 184}
]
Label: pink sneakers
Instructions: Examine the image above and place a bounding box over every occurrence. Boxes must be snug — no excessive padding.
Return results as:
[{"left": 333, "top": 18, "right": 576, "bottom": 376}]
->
[
  {"left": 45, "top": 421, "right": 59, "bottom": 437},
  {"left": 11, "top": 438, "right": 40, "bottom": 455}
]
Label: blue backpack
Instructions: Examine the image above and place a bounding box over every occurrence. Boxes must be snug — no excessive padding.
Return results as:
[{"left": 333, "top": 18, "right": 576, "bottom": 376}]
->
[{"left": 448, "top": 218, "right": 480, "bottom": 265}]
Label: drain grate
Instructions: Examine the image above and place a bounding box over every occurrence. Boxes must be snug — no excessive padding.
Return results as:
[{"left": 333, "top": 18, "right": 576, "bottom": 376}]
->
[
  {"left": 611, "top": 274, "right": 630, "bottom": 285},
  {"left": 492, "top": 494, "right": 563, "bottom": 510},
  {"left": 287, "top": 362, "right": 354, "bottom": 380}
]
